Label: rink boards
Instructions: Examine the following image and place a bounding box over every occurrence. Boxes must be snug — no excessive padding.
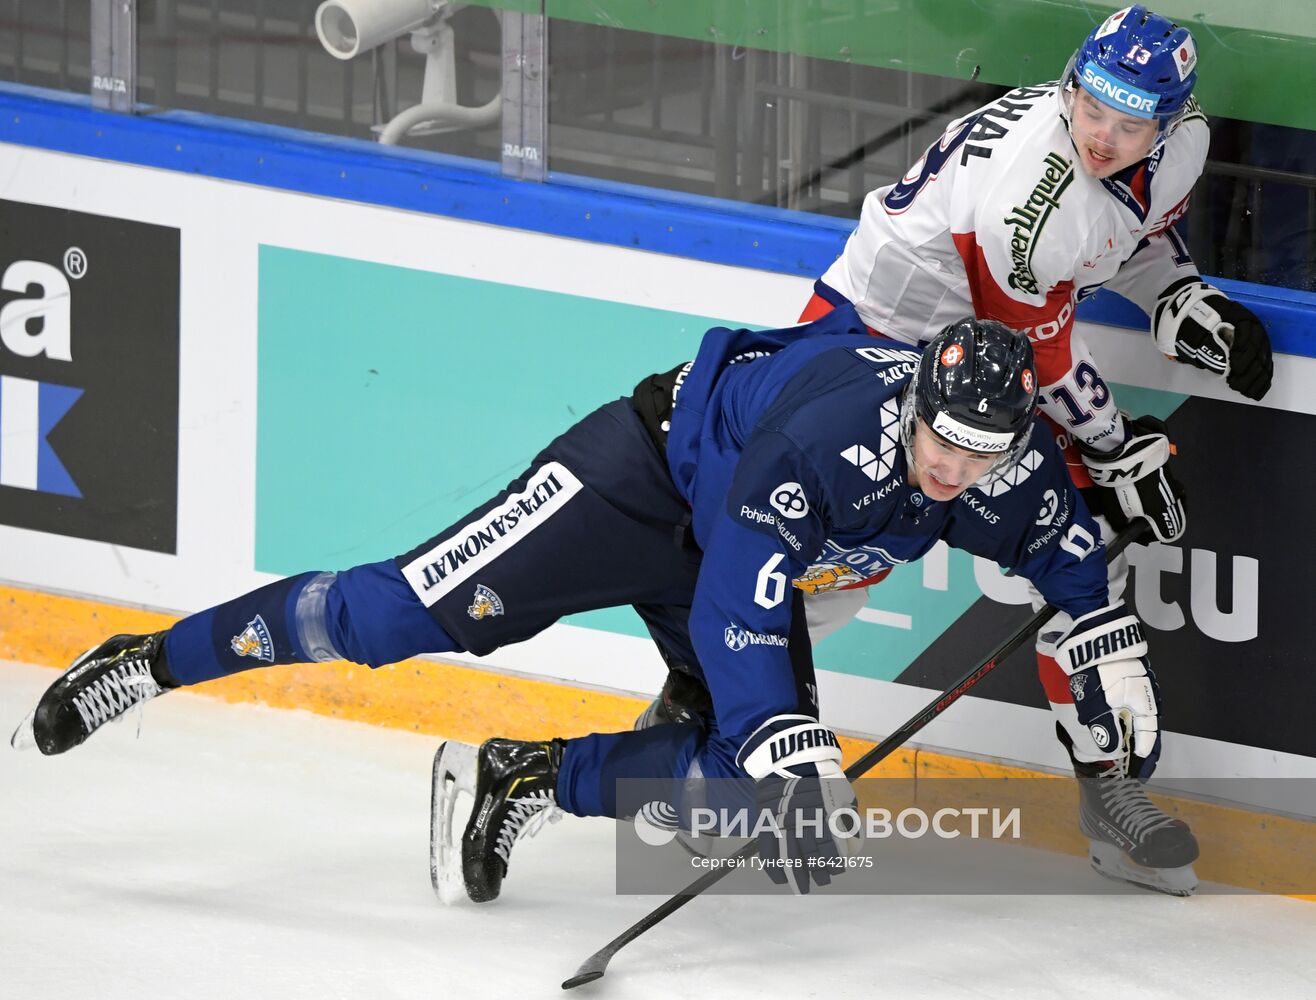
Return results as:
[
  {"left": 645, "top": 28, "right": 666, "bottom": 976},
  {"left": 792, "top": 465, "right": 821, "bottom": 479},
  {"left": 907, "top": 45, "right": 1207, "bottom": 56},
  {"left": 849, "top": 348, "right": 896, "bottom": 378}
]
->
[{"left": 2, "top": 84, "right": 1316, "bottom": 846}]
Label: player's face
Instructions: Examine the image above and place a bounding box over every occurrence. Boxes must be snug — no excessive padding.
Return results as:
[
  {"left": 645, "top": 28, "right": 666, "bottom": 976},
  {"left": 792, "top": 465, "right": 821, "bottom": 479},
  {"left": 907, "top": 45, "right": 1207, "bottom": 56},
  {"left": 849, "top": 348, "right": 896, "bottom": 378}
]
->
[
  {"left": 1070, "top": 89, "right": 1159, "bottom": 177},
  {"left": 908, "top": 419, "right": 1001, "bottom": 501}
]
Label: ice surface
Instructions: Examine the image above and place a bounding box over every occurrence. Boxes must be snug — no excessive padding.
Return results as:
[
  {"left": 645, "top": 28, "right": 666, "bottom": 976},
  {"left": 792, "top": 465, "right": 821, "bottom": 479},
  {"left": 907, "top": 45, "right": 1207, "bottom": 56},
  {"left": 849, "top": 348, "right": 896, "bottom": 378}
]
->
[{"left": 3, "top": 661, "right": 1314, "bottom": 999}]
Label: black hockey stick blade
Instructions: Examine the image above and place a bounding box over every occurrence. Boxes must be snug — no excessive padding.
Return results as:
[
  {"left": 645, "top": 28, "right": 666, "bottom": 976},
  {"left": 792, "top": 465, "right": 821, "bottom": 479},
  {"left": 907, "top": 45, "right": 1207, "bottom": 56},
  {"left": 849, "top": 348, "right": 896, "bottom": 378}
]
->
[
  {"left": 562, "top": 522, "right": 1148, "bottom": 990},
  {"left": 562, "top": 919, "right": 654, "bottom": 987},
  {"left": 562, "top": 879, "right": 720, "bottom": 988},
  {"left": 562, "top": 968, "right": 604, "bottom": 990}
]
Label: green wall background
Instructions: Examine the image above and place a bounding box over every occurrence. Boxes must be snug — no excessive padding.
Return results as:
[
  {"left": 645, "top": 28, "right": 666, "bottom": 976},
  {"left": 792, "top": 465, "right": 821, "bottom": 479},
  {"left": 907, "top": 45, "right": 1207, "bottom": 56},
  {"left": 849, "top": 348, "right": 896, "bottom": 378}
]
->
[{"left": 469, "top": 0, "right": 1315, "bottom": 132}]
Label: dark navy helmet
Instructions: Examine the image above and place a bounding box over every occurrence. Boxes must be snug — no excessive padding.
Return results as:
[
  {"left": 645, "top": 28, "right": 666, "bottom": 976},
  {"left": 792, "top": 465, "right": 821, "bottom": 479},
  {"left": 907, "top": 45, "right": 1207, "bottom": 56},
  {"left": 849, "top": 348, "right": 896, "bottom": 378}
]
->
[
  {"left": 1061, "top": 6, "right": 1197, "bottom": 146},
  {"left": 902, "top": 318, "right": 1039, "bottom": 471}
]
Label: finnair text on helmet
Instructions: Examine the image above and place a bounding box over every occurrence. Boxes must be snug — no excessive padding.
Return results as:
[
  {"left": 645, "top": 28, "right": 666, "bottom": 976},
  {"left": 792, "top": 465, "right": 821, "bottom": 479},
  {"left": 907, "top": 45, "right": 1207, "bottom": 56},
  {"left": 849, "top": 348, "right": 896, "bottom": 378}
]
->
[{"left": 931, "top": 411, "right": 1014, "bottom": 453}]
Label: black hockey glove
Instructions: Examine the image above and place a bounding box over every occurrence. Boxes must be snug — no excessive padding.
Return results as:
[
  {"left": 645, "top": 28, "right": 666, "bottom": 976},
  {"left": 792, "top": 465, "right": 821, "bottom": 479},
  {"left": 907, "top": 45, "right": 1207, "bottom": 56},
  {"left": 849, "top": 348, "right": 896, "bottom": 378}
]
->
[
  {"left": 1153, "top": 277, "right": 1273, "bottom": 400},
  {"left": 737, "top": 715, "right": 857, "bottom": 894},
  {"left": 1055, "top": 605, "right": 1163, "bottom": 779},
  {"left": 1079, "top": 414, "right": 1186, "bottom": 543}
]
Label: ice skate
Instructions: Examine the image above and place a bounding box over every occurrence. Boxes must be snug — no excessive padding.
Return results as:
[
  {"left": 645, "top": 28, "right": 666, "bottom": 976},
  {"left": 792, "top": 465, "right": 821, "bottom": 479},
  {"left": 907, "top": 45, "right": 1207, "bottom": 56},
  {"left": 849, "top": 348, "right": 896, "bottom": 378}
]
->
[
  {"left": 1071, "top": 749, "right": 1200, "bottom": 897},
  {"left": 11, "top": 632, "right": 175, "bottom": 756},
  {"left": 430, "top": 737, "right": 564, "bottom": 904}
]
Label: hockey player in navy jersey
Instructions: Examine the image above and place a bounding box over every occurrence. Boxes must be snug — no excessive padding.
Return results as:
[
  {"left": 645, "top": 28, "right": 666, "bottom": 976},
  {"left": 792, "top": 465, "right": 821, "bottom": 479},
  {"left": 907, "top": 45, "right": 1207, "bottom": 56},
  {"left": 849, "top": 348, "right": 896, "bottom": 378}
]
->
[{"left": 13, "top": 310, "right": 1198, "bottom": 898}]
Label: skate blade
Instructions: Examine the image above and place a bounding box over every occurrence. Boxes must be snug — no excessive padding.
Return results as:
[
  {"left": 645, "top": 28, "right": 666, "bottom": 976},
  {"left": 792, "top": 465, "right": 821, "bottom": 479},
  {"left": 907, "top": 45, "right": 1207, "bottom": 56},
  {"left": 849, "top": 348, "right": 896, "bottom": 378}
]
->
[
  {"left": 430, "top": 740, "right": 479, "bottom": 906},
  {"left": 1089, "top": 840, "right": 1199, "bottom": 896},
  {"left": 10, "top": 710, "right": 36, "bottom": 751}
]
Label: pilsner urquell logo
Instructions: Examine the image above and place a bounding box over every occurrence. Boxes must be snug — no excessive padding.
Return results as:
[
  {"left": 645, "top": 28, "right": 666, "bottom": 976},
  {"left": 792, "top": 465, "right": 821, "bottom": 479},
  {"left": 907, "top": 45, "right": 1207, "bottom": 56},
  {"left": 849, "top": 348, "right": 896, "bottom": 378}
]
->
[{"left": 1004, "top": 152, "right": 1075, "bottom": 295}]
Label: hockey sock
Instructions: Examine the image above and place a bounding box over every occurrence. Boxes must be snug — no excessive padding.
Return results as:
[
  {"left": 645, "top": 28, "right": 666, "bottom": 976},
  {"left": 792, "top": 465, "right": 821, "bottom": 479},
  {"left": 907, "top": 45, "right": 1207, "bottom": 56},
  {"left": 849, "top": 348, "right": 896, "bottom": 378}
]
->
[
  {"left": 557, "top": 724, "right": 706, "bottom": 818},
  {"left": 164, "top": 560, "right": 461, "bottom": 684},
  {"left": 556, "top": 720, "right": 767, "bottom": 824}
]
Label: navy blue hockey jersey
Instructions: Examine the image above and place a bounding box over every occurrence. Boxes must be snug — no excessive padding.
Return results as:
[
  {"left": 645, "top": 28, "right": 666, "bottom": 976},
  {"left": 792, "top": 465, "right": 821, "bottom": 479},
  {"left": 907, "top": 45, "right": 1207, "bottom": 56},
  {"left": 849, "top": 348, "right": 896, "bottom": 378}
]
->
[{"left": 665, "top": 303, "right": 1109, "bottom": 744}]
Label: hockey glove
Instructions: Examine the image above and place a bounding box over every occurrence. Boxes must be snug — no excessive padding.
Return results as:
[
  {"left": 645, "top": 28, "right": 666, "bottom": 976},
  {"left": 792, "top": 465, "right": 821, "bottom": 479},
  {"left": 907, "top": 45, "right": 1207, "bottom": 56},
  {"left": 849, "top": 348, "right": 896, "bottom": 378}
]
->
[
  {"left": 1079, "top": 414, "right": 1186, "bottom": 543},
  {"left": 736, "top": 715, "right": 857, "bottom": 894},
  {"left": 1056, "top": 605, "right": 1162, "bottom": 779},
  {"left": 1153, "top": 277, "right": 1273, "bottom": 400}
]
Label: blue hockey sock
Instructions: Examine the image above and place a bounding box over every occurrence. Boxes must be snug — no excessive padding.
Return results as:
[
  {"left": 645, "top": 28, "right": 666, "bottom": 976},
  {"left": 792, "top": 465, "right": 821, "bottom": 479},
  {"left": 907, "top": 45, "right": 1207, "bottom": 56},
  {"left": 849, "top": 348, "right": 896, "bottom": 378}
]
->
[
  {"left": 557, "top": 725, "right": 701, "bottom": 818},
  {"left": 553, "top": 721, "right": 754, "bottom": 819},
  {"left": 164, "top": 561, "right": 461, "bottom": 685}
]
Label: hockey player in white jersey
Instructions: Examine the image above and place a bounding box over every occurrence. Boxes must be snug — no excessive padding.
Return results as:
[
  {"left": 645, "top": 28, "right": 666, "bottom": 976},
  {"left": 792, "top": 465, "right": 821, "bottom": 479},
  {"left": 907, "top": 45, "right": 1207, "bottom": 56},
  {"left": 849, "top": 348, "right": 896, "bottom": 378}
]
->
[
  {"left": 805, "top": 5, "right": 1272, "bottom": 409},
  {"left": 771, "top": 5, "right": 1269, "bottom": 892}
]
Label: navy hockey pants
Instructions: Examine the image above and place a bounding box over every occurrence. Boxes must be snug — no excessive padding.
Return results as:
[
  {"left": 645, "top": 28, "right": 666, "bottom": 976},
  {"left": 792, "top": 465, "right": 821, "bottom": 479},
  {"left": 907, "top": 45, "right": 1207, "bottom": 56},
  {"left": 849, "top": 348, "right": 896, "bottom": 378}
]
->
[{"left": 164, "top": 399, "right": 818, "bottom": 820}]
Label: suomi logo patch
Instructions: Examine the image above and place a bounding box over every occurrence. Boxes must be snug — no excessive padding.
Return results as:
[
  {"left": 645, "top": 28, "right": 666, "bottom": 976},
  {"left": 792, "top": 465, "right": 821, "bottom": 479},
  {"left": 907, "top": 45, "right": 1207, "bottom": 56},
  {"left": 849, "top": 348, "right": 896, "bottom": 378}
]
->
[
  {"left": 467, "top": 584, "right": 505, "bottom": 620},
  {"left": 231, "top": 615, "right": 275, "bottom": 663}
]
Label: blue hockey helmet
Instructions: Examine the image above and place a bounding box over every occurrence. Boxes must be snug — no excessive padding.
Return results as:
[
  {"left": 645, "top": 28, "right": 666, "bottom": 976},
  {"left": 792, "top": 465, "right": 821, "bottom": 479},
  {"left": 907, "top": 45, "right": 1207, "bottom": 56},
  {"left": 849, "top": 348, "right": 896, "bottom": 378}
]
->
[
  {"left": 901, "top": 318, "right": 1039, "bottom": 478},
  {"left": 1061, "top": 6, "right": 1198, "bottom": 146}
]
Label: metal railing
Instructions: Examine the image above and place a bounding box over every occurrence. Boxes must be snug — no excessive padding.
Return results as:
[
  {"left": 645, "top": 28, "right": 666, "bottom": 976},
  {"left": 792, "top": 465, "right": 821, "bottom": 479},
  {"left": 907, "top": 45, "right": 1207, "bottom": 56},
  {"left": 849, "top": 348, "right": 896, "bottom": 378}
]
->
[{"left": 1, "top": 3, "right": 1312, "bottom": 291}]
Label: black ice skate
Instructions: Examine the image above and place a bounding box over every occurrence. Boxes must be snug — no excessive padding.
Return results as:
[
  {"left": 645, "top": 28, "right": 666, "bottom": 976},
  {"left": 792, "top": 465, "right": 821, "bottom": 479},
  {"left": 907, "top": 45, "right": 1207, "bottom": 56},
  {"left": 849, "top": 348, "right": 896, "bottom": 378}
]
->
[
  {"left": 430, "top": 737, "right": 564, "bottom": 904},
  {"left": 633, "top": 667, "right": 712, "bottom": 730},
  {"left": 11, "top": 632, "right": 176, "bottom": 756},
  {"left": 1067, "top": 733, "right": 1200, "bottom": 896}
]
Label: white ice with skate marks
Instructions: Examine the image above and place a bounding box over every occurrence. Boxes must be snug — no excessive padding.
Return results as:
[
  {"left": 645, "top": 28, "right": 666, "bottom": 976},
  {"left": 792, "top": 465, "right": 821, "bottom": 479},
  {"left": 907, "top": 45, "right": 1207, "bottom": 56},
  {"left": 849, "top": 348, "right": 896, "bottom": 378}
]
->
[{"left": 3, "top": 660, "right": 1315, "bottom": 1000}]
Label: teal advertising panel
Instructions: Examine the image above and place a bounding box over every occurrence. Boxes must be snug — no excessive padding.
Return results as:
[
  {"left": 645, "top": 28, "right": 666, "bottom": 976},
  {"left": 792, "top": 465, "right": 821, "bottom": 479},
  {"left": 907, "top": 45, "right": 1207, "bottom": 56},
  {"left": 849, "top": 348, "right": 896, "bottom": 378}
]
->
[
  {"left": 259, "top": 245, "right": 1316, "bottom": 760},
  {"left": 256, "top": 245, "right": 724, "bottom": 638},
  {"left": 256, "top": 243, "right": 1190, "bottom": 683}
]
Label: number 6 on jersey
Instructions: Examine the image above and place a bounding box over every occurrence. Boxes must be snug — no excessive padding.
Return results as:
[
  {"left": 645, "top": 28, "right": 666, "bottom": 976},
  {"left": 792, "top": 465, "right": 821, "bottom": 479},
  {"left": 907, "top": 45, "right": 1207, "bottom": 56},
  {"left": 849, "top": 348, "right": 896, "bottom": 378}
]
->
[{"left": 755, "top": 552, "right": 787, "bottom": 609}]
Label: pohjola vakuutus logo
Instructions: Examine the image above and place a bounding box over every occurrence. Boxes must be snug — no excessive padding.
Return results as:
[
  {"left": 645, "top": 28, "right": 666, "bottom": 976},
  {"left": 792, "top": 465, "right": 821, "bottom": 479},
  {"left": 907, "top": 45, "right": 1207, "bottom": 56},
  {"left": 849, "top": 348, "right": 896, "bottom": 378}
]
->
[{"left": 0, "top": 199, "right": 180, "bottom": 552}]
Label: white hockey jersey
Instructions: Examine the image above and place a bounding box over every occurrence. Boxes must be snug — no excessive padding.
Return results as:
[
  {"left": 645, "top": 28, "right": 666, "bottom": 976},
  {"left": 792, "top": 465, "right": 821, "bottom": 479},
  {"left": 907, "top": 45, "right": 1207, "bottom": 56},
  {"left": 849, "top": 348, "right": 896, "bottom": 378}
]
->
[{"left": 820, "top": 83, "right": 1209, "bottom": 456}]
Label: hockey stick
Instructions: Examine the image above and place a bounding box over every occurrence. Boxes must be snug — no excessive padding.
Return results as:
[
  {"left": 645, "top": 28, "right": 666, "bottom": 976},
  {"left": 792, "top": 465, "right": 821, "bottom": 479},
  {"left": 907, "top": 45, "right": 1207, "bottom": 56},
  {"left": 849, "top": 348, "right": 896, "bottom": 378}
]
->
[{"left": 562, "top": 521, "right": 1147, "bottom": 990}]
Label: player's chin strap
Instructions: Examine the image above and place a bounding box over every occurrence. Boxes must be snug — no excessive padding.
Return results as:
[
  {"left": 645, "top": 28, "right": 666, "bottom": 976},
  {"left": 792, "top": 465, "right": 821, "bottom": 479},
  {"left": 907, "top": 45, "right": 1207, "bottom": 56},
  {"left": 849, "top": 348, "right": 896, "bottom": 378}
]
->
[{"left": 898, "top": 382, "right": 928, "bottom": 480}]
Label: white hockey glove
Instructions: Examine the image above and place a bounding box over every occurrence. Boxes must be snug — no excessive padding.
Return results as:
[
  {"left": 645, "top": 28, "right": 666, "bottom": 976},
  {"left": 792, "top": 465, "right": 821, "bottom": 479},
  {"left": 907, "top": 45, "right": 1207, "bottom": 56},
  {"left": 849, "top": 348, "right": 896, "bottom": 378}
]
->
[
  {"left": 1079, "top": 414, "right": 1186, "bottom": 543},
  {"left": 737, "top": 715, "right": 857, "bottom": 894},
  {"left": 1056, "top": 605, "right": 1162, "bottom": 777},
  {"left": 1153, "top": 277, "right": 1274, "bottom": 400}
]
